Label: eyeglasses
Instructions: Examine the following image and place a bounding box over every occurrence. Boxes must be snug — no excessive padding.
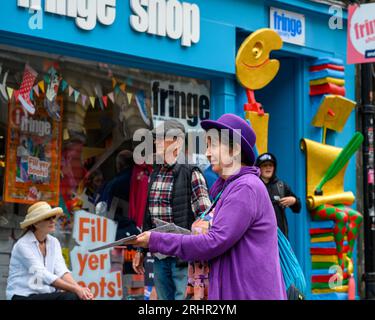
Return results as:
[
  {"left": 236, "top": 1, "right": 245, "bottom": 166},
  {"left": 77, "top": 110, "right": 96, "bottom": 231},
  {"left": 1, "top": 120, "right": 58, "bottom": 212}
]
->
[{"left": 44, "top": 216, "right": 57, "bottom": 222}]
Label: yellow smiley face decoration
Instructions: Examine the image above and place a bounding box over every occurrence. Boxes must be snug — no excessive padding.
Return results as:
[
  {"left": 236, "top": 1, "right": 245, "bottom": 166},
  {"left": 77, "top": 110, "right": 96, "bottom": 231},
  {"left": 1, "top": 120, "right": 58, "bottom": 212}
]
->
[{"left": 236, "top": 28, "right": 283, "bottom": 90}]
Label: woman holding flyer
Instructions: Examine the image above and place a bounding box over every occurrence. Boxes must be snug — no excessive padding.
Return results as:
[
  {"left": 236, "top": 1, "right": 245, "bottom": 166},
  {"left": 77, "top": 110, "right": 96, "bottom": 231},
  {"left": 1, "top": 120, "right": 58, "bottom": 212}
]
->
[
  {"left": 6, "top": 201, "right": 94, "bottom": 300},
  {"left": 129, "top": 114, "right": 286, "bottom": 300}
]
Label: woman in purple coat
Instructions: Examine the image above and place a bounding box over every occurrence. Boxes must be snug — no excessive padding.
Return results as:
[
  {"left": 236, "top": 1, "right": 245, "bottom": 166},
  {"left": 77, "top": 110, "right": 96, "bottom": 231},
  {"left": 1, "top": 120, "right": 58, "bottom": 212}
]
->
[{"left": 131, "top": 114, "right": 286, "bottom": 300}]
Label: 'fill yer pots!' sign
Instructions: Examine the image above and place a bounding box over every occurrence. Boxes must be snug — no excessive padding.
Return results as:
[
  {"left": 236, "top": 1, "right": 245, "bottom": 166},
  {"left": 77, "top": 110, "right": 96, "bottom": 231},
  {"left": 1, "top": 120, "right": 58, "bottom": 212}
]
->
[{"left": 70, "top": 210, "right": 123, "bottom": 300}]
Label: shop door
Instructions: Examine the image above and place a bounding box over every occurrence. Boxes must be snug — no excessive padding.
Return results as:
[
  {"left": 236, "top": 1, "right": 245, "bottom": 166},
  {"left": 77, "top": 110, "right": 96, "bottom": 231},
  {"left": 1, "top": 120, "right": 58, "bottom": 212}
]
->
[{"left": 256, "top": 56, "right": 303, "bottom": 247}]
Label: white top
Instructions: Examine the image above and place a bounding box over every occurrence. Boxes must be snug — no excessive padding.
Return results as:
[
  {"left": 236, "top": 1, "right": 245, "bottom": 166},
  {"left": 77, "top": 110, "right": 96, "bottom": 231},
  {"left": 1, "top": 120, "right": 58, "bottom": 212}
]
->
[{"left": 6, "top": 231, "right": 70, "bottom": 300}]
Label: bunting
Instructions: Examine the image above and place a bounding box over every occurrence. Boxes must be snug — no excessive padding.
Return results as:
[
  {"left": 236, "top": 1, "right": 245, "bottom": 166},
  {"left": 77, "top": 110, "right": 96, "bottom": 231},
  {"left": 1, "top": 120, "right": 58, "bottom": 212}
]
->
[
  {"left": 1, "top": 66, "right": 147, "bottom": 116},
  {"left": 7, "top": 87, "right": 13, "bottom": 100},
  {"left": 38, "top": 81, "right": 45, "bottom": 93},
  {"left": 74, "top": 90, "right": 80, "bottom": 103},
  {"left": 89, "top": 96, "right": 96, "bottom": 109},
  {"left": 102, "top": 96, "right": 108, "bottom": 108},
  {"left": 126, "top": 92, "right": 133, "bottom": 105}
]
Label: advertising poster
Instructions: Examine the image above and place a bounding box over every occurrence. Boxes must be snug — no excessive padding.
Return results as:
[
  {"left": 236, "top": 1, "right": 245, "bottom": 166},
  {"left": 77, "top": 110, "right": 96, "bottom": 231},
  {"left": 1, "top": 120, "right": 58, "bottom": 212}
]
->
[
  {"left": 4, "top": 97, "right": 63, "bottom": 205},
  {"left": 347, "top": 3, "right": 375, "bottom": 64}
]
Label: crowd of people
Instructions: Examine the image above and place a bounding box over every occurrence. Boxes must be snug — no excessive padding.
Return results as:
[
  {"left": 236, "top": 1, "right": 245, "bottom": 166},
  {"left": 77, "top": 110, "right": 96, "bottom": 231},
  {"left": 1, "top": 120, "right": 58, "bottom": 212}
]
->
[{"left": 5, "top": 114, "right": 302, "bottom": 301}]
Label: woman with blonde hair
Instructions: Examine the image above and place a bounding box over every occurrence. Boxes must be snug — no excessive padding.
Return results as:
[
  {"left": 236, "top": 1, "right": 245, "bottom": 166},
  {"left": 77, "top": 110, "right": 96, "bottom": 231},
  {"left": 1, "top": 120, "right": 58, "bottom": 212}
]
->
[{"left": 6, "top": 201, "right": 93, "bottom": 300}]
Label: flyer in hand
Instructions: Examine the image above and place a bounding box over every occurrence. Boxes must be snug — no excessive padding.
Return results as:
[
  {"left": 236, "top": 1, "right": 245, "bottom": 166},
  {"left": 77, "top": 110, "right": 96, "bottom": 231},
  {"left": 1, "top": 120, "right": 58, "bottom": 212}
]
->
[{"left": 151, "top": 218, "right": 191, "bottom": 235}]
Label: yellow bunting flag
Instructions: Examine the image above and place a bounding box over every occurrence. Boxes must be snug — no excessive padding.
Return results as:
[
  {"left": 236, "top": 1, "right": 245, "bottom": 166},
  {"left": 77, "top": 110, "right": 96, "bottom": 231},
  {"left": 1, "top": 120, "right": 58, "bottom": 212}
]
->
[
  {"left": 63, "top": 128, "right": 70, "bottom": 141},
  {"left": 126, "top": 92, "right": 133, "bottom": 104},
  {"left": 89, "top": 96, "right": 96, "bottom": 109},
  {"left": 112, "top": 77, "right": 117, "bottom": 89},
  {"left": 7, "top": 87, "right": 14, "bottom": 100},
  {"left": 38, "top": 81, "right": 45, "bottom": 93}
]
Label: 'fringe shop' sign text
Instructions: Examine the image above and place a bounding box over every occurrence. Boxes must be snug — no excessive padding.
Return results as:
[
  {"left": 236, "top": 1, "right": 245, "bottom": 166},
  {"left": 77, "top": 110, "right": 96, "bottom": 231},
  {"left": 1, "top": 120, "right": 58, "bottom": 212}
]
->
[{"left": 17, "top": 0, "right": 200, "bottom": 47}]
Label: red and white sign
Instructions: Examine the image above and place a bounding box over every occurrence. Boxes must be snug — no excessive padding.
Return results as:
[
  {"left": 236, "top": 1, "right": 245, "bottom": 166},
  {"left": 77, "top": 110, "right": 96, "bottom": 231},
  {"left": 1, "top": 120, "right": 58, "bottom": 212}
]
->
[
  {"left": 28, "top": 156, "right": 50, "bottom": 178},
  {"left": 70, "top": 211, "right": 123, "bottom": 300},
  {"left": 347, "top": 3, "right": 375, "bottom": 64}
]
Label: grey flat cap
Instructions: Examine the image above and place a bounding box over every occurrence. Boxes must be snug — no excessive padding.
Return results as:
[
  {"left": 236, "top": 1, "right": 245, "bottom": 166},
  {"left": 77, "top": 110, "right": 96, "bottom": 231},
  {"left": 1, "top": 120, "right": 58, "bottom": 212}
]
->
[{"left": 152, "top": 119, "right": 186, "bottom": 138}]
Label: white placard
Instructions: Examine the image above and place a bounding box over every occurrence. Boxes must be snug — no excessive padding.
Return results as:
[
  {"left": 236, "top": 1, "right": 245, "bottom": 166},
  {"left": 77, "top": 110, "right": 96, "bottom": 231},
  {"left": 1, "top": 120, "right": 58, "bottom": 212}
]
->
[
  {"left": 70, "top": 210, "right": 122, "bottom": 300},
  {"left": 270, "top": 7, "right": 305, "bottom": 46}
]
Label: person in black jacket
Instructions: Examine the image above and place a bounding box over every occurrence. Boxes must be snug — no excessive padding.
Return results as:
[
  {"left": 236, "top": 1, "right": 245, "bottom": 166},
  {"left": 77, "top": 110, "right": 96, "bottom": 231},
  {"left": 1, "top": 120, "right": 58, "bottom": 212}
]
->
[{"left": 255, "top": 153, "right": 301, "bottom": 238}]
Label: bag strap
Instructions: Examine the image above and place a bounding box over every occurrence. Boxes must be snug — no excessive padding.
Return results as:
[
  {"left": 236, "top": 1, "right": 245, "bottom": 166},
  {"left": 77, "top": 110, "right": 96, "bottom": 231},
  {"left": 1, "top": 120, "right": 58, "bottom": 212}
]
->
[{"left": 199, "top": 189, "right": 224, "bottom": 219}]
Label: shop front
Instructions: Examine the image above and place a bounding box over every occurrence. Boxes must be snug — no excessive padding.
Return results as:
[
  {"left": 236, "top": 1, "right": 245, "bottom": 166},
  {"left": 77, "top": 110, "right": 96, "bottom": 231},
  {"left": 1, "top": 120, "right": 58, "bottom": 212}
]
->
[{"left": 0, "top": 0, "right": 357, "bottom": 300}]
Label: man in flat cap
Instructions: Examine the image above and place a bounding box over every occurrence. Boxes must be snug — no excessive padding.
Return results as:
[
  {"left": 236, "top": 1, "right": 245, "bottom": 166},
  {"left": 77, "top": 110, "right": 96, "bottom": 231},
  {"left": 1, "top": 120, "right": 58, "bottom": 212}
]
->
[{"left": 133, "top": 119, "right": 211, "bottom": 300}]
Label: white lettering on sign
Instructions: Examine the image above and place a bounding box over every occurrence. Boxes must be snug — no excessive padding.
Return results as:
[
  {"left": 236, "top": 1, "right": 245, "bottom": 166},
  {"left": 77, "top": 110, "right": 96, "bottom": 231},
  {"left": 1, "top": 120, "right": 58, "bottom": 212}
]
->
[
  {"left": 28, "top": 156, "right": 50, "bottom": 178},
  {"left": 17, "top": 0, "right": 116, "bottom": 31},
  {"left": 19, "top": 115, "right": 51, "bottom": 137},
  {"left": 130, "top": 0, "right": 200, "bottom": 47}
]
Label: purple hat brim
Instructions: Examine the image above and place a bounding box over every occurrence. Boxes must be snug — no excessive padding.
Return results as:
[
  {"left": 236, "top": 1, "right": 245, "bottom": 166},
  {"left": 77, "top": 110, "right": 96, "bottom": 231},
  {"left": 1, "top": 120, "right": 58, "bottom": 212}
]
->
[{"left": 201, "top": 119, "right": 255, "bottom": 166}]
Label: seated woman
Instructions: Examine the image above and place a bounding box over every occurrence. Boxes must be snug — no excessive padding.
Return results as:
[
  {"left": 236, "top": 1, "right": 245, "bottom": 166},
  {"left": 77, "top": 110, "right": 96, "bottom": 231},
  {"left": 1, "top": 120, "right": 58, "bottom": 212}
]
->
[{"left": 6, "top": 201, "right": 94, "bottom": 300}]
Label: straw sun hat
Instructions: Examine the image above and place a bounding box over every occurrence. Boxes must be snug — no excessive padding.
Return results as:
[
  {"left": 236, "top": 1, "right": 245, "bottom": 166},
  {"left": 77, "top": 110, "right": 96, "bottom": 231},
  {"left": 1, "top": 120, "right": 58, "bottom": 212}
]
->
[{"left": 20, "top": 201, "right": 64, "bottom": 229}]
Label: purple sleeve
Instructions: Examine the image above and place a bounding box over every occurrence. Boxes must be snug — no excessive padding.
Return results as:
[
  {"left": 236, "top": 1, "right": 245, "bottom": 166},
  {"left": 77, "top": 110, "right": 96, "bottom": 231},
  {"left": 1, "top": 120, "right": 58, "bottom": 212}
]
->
[{"left": 149, "top": 183, "right": 258, "bottom": 261}]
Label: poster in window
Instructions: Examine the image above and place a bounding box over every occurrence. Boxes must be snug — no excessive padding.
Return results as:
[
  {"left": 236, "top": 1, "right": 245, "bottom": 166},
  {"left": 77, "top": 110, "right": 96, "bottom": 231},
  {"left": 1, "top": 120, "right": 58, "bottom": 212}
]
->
[{"left": 4, "top": 96, "right": 63, "bottom": 205}]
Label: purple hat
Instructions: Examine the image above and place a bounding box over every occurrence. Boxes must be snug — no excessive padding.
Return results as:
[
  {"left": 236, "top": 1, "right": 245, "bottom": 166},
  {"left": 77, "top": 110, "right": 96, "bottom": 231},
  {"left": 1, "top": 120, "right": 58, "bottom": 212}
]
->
[{"left": 201, "top": 114, "right": 256, "bottom": 166}]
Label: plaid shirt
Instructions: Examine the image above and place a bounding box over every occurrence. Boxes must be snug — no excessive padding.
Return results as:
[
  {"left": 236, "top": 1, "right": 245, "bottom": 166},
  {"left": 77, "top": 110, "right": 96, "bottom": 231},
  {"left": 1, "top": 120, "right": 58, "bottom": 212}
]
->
[{"left": 148, "top": 164, "right": 211, "bottom": 224}]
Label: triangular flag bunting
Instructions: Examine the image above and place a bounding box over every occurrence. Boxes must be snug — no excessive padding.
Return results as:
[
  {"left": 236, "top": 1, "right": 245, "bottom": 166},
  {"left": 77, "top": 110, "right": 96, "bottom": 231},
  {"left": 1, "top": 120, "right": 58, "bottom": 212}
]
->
[
  {"left": 6, "top": 87, "right": 13, "bottom": 100},
  {"left": 14, "top": 90, "right": 19, "bottom": 102},
  {"left": 30, "top": 89, "right": 34, "bottom": 101},
  {"left": 81, "top": 94, "right": 87, "bottom": 106},
  {"left": 108, "top": 92, "right": 115, "bottom": 103},
  {"left": 119, "top": 83, "right": 126, "bottom": 93},
  {"left": 126, "top": 92, "right": 133, "bottom": 104},
  {"left": 69, "top": 86, "right": 74, "bottom": 96},
  {"left": 44, "top": 75, "right": 50, "bottom": 85},
  {"left": 114, "top": 86, "right": 120, "bottom": 95},
  {"left": 112, "top": 77, "right": 117, "bottom": 89},
  {"left": 74, "top": 90, "right": 80, "bottom": 103},
  {"left": 60, "top": 79, "right": 68, "bottom": 92},
  {"left": 102, "top": 96, "right": 108, "bottom": 108},
  {"left": 38, "top": 81, "right": 45, "bottom": 93},
  {"left": 33, "top": 85, "right": 40, "bottom": 97},
  {"left": 89, "top": 96, "right": 96, "bottom": 109}
]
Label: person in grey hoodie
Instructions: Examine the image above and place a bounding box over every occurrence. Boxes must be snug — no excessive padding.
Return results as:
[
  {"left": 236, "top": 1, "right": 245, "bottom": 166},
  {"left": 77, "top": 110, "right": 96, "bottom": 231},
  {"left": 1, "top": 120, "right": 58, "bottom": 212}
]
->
[{"left": 129, "top": 114, "right": 286, "bottom": 300}]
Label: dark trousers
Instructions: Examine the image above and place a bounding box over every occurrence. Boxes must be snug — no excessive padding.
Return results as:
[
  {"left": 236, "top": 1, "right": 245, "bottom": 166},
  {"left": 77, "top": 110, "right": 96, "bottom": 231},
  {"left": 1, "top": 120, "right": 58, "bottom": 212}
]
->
[{"left": 12, "top": 292, "right": 80, "bottom": 300}]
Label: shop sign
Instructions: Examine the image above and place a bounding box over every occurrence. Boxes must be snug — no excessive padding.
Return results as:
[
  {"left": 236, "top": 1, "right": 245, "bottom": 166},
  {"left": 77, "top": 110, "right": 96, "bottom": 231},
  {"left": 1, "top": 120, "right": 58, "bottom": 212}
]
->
[
  {"left": 4, "top": 98, "right": 62, "bottom": 205},
  {"left": 130, "top": 0, "right": 200, "bottom": 47},
  {"left": 70, "top": 210, "right": 123, "bottom": 300},
  {"left": 270, "top": 7, "right": 305, "bottom": 46},
  {"left": 17, "top": 0, "right": 200, "bottom": 47},
  {"left": 151, "top": 80, "right": 210, "bottom": 131},
  {"left": 347, "top": 3, "right": 375, "bottom": 64},
  {"left": 17, "top": 0, "right": 116, "bottom": 31}
]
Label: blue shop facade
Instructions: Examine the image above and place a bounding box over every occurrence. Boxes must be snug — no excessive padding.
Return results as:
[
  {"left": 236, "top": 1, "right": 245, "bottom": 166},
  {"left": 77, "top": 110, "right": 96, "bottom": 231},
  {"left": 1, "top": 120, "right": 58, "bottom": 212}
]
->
[{"left": 0, "top": 1, "right": 357, "bottom": 300}]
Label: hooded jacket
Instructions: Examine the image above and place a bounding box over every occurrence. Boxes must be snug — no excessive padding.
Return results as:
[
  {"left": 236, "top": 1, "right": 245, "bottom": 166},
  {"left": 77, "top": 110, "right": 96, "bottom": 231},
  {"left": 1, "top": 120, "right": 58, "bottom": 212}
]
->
[
  {"left": 259, "top": 156, "right": 301, "bottom": 238},
  {"left": 148, "top": 166, "right": 286, "bottom": 300}
]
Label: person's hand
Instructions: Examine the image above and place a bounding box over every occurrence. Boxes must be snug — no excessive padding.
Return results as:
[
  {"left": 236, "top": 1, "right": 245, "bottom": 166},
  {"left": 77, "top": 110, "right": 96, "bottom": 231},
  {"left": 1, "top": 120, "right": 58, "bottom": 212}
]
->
[
  {"left": 132, "top": 251, "right": 145, "bottom": 275},
  {"left": 128, "top": 232, "right": 151, "bottom": 249},
  {"left": 279, "top": 197, "right": 296, "bottom": 208},
  {"left": 75, "top": 286, "right": 94, "bottom": 300}
]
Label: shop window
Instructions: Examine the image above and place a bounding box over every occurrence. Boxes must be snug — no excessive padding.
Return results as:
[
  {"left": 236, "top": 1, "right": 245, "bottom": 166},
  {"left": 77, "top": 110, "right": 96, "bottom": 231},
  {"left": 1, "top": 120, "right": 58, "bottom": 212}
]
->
[{"left": 0, "top": 44, "right": 211, "bottom": 299}]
